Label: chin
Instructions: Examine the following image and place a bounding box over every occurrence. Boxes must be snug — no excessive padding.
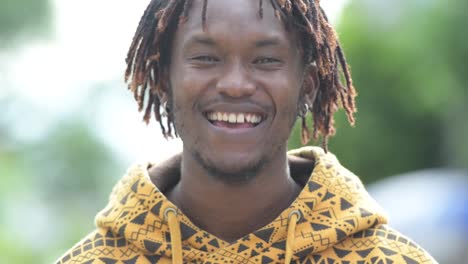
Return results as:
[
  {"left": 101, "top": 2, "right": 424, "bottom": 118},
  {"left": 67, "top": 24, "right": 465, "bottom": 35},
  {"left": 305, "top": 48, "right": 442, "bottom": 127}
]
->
[{"left": 193, "top": 149, "right": 267, "bottom": 185}]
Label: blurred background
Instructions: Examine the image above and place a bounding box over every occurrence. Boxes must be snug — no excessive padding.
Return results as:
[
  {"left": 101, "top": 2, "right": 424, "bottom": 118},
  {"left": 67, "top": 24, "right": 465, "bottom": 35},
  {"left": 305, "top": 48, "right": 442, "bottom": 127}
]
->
[{"left": 0, "top": 0, "right": 466, "bottom": 263}]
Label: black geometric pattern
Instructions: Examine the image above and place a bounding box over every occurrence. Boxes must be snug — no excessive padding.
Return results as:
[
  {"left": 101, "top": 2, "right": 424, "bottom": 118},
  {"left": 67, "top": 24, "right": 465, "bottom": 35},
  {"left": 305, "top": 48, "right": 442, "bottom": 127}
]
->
[{"left": 56, "top": 147, "right": 437, "bottom": 263}]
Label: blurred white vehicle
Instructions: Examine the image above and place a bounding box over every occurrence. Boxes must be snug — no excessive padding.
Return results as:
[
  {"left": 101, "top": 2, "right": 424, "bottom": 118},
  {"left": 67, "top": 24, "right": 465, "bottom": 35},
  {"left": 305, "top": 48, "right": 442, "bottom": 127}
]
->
[{"left": 368, "top": 169, "right": 468, "bottom": 264}]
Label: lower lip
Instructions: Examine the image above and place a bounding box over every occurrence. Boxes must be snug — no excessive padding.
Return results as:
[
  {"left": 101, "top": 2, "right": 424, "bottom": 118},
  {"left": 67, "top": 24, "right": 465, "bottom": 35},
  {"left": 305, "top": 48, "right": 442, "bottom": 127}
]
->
[{"left": 212, "top": 121, "right": 256, "bottom": 129}]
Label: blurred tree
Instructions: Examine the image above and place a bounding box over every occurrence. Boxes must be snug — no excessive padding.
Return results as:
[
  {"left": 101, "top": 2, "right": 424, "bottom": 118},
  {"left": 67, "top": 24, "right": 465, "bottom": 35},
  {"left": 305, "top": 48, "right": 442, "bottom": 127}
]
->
[
  {"left": 0, "top": 0, "right": 51, "bottom": 48},
  {"left": 0, "top": 98, "right": 123, "bottom": 264},
  {"left": 290, "top": 0, "right": 468, "bottom": 183}
]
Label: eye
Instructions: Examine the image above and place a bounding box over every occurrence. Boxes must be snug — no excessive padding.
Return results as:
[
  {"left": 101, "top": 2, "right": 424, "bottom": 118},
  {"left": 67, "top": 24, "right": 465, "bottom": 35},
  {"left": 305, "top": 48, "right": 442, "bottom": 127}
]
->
[
  {"left": 254, "top": 57, "right": 281, "bottom": 64},
  {"left": 192, "top": 55, "right": 219, "bottom": 63}
]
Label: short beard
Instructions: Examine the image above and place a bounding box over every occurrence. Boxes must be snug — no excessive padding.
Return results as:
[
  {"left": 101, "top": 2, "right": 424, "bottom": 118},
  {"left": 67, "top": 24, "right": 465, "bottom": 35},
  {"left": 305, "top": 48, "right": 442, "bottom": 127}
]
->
[{"left": 192, "top": 150, "right": 269, "bottom": 185}]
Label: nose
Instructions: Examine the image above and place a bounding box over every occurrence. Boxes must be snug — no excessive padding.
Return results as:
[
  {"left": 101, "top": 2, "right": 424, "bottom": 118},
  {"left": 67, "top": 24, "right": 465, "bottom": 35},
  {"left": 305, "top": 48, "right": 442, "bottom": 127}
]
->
[{"left": 216, "top": 61, "right": 256, "bottom": 98}]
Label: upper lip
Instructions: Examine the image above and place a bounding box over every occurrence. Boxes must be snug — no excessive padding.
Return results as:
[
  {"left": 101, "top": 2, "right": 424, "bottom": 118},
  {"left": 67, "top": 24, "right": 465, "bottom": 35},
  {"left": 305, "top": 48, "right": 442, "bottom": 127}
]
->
[{"left": 202, "top": 102, "right": 268, "bottom": 118}]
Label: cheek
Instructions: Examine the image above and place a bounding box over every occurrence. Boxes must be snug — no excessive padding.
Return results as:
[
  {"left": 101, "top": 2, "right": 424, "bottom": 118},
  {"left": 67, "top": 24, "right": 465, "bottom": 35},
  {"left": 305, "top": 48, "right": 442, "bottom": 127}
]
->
[
  {"left": 270, "top": 75, "right": 302, "bottom": 115},
  {"left": 258, "top": 77, "right": 301, "bottom": 145},
  {"left": 170, "top": 78, "right": 192, "bottom": 131},
  {"left": 277, "top": 76, "right": 303, "bottom": 128},
  {"left": 170, "top": 70, "right": 209, "bottom": 137},
  {"left": 171, "top": 69, "right": 202, "bottom": 109}
]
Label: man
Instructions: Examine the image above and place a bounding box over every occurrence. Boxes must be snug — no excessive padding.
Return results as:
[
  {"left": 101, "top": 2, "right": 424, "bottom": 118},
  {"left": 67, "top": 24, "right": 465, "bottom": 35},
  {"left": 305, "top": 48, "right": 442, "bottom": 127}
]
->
[{"left": 57, "top": 0, "right": 436, "bottom": 263}]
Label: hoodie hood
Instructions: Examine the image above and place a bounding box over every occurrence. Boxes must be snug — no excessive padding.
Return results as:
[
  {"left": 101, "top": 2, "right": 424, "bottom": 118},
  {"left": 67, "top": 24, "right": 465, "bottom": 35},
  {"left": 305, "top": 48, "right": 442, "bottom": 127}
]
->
[{"left": 95, "top": 146, "right": 388, "bottom": 263}]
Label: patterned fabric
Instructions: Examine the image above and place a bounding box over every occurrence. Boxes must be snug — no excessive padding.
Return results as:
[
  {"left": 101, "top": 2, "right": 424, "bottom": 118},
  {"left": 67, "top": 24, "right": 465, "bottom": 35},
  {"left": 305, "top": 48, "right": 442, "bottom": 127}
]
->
[{"left": 56, "top": 147, "right": 437, "bottom": 263}]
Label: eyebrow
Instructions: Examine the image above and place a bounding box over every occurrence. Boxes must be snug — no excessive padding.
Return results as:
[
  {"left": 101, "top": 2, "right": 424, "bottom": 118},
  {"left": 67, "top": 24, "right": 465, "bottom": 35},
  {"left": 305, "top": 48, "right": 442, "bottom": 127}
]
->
[
  {"left": 255, "top": 38, "right": 282, "bottom": 48},
  {"left": 184, "top": 35, "right": 284, "bottom": 49},
  {"left": 185, "top": 35, "right": 216, "bottom": 47}
]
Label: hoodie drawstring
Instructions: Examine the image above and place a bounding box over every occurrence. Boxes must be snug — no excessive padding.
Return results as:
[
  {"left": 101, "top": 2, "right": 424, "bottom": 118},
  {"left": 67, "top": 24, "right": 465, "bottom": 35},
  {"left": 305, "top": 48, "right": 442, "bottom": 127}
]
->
[
  {"left": 164, "top": 207, "right": 300, "bottom": 264},
  {"left": 285, "top": 210, "right": 300, "bottom": 264},
  {"left": 165, "top": 208, "right": 183, "bottom": 264}
]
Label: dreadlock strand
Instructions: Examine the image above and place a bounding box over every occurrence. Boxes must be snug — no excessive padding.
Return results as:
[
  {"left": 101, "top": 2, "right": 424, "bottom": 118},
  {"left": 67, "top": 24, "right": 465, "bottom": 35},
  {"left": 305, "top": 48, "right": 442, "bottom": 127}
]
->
[
  {"left": 259, "top": 0, "right": 264, "bottom": 19},
  {"left": 142, "top": 65, "right": 159, "bottom": 112},
  {"left": 125, "top": 37, "right": 144, "bottom": 83},
  {"left": 336, "top": 45, "right": 357, "bottom": 124},
  {"left": 323, "top": 108, "right": 332, "bottom": 138},
  {"left": 152, "top": 97, "right": 168, "bottom": 137},
  {"left": 166, "top": 113, "right": 173, "bottom": 138},
  {"left": 157, "top": 12, "right": 167, "bottom": 32},
  {"left": 293, "top": 1, "right": 314, "bottom": 34},
  {"left": 148, "top": 52, "right": 161, "bottom": 62},
  {"left": 158, "top": 0, "right": 178, "bottom": 32},
  {"left": 277, "top": 0, "right": 286, "bottom": 9},
  {"left": 153, "top": 96, "right": 161, "bottom": 121},
  {"left": 158, "top": 0, "right": 184, "bottom": 33},
  {"left": 127, "top": 45, "right": 143, "bottom": 88},
  {"left": 311, "top": 87, "right": 325, "bottom": 139},
  {"left": 134, "top": 12, "right": 160, "bottom": 80},
  {"left": 126, "top": 1, "right": 157, "bottom": 66},
  {"left": 143, "top": 91, "right": 155, "bottom": 124},
  {"left": 333, "top": 67, "right": 348, "bottom": 108},
  {"left": 133, "top": 84, "right": 140, "bottom": 102},
  {"left": 138, "top": 82, "right": 148, "bottom": 113},
  {"left": 321, "top": 135, "right": 329, "bottom": 153},
  {"left": 301, "top": 115, "right": 311, "bottom": 145},
  {"left": 202, "top": 0, "right": 209, "bottom": 31},
  {"left": 180, "top": 0, "right": 192, "bottom": 24},
  {"left": 270, "top": 0, "right": 283, "bottom": 21},
  {"left": 296, "top": 0, "right": 308, "bottom": 15},
  {"left": 336, "top": 44, "right": 356, "bottom": 93},
  {"left": 138, "top": 77, "right": 149, "bottom": 110},
  {"left": 285, "top": 0, "right": 292, "bottom": 12},
  {"left": 314, "top": 8, "right": 328, "bottom": 45},
  {"left": 309, "top": 0, "right": 319, "bottom": 32},
  {"left": 172, "top": 118, "right": 179, "bottom": 137}
]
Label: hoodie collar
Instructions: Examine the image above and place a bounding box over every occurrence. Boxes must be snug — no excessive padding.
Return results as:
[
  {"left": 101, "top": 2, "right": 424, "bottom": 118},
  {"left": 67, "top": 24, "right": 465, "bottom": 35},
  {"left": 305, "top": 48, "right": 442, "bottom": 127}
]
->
[{"left": 96, "top": 146, "right": 387, "bottom": 263}]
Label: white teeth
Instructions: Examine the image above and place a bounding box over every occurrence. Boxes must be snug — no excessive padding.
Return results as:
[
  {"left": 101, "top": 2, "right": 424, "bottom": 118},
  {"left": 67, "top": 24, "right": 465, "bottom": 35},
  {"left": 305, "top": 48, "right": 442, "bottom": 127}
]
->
[
  {"left": 253, "top": 115, "right": 260, "bottom": 123},
  {"left": 228, "top": 113, "right": 236, "bottom": 123},
  {"left": 211, "top": 113, "right": 218, "bottom": 121},
  {"left": 207, "top": 112, "right": 263, "bottom": 124},
  {"left": 236, "top": 113, "right": 244, "bottom": 123}
]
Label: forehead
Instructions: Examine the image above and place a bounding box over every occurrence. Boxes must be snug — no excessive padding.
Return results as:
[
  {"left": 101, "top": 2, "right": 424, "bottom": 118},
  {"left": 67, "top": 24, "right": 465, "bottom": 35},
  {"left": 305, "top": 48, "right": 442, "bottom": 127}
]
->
[{"left": 175, "top": 0, "right": 295, "bottom": 47}]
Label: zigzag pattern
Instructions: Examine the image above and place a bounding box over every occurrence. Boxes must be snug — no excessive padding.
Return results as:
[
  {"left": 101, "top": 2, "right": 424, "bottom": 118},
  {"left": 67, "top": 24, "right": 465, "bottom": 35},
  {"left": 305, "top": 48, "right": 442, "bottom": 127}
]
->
[
  {"left": 57, "top": 147, "right": 436, "bottom": 264},
  {"left": 128, "top": 220, "right": 163, "bottom": 242}
]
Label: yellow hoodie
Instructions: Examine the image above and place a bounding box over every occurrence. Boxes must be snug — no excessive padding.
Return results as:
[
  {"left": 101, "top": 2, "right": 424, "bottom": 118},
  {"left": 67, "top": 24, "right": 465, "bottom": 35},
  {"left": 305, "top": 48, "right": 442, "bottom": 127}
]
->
[{"left": 57, "top": 147, "right": 436, "bottom": 263}]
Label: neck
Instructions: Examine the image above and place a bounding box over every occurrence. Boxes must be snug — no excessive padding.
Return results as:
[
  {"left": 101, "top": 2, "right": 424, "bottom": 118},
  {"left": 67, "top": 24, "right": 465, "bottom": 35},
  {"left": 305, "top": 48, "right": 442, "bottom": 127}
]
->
[{"left": 166, "top": 147, "right": 301, "bottom": 242}]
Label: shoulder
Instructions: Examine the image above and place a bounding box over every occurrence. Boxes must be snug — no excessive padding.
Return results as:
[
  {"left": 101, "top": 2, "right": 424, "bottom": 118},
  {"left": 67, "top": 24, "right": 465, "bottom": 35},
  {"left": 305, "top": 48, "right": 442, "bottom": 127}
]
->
[
  {"left": 56, "top": 229, "right": 105, "bottom": 264},
  {"left": 55, "top": 228, "right": 131, "bottom": 264},
  {"left": 334, "top": 224, "right": 438, "bottom": 263}
]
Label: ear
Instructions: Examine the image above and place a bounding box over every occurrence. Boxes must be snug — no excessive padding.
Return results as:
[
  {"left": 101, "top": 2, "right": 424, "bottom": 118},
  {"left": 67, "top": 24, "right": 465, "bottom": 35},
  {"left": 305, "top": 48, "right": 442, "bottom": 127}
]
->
[{"left": 301, "top": 64, "right": 319, "bottom": 104}]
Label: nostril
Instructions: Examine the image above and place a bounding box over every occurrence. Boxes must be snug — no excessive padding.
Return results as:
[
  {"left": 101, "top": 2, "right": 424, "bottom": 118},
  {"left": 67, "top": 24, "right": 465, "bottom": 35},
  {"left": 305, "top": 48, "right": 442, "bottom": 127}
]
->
[{"left": 216, "top": 69, "right": 256, "bottom": 97}]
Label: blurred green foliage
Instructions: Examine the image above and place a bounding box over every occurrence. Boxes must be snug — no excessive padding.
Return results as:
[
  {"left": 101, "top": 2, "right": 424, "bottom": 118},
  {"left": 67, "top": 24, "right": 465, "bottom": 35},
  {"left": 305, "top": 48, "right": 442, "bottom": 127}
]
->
[
  {"left": 0, "top": 98, "right": 123, "bottom": 263},
  {"left": 0, "top": 0, "right": 51, "bottom": 48},
  {"left": 290, "top": 0, "right": 468, "bottom": 183}
]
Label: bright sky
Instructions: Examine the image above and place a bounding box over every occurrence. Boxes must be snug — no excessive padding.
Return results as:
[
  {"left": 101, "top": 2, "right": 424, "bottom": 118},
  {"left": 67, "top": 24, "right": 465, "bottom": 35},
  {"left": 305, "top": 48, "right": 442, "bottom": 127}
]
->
[{"left": 2, "top": 0, "right": 349, "bottom": 163}]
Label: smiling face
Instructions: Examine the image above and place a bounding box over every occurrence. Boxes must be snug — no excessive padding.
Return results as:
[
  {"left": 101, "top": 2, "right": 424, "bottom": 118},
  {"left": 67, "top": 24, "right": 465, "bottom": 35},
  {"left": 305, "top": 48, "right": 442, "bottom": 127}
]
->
[{"left": 168, "top": 0, "right": 315, "bottom": 181}]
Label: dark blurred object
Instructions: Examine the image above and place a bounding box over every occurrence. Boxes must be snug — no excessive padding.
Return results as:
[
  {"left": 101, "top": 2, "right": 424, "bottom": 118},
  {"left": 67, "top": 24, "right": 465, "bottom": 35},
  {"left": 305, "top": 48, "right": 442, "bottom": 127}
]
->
[{"left": 368, "top": 169, "right": 468, "bottom": 264}]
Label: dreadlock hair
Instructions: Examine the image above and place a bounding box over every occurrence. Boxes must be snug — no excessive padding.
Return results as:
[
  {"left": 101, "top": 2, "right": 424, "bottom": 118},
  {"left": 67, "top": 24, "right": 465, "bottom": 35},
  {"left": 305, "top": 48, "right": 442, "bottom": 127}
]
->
[{"left": 125, "top": 0, "right": 357, "bottom": 151}]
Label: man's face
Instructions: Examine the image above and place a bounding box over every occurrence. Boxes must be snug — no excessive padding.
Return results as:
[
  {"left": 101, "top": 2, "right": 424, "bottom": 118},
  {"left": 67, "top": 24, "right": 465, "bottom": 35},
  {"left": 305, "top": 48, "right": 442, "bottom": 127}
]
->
[{"left": 168, "top": 0, "right": 310, "bottom": 181}]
